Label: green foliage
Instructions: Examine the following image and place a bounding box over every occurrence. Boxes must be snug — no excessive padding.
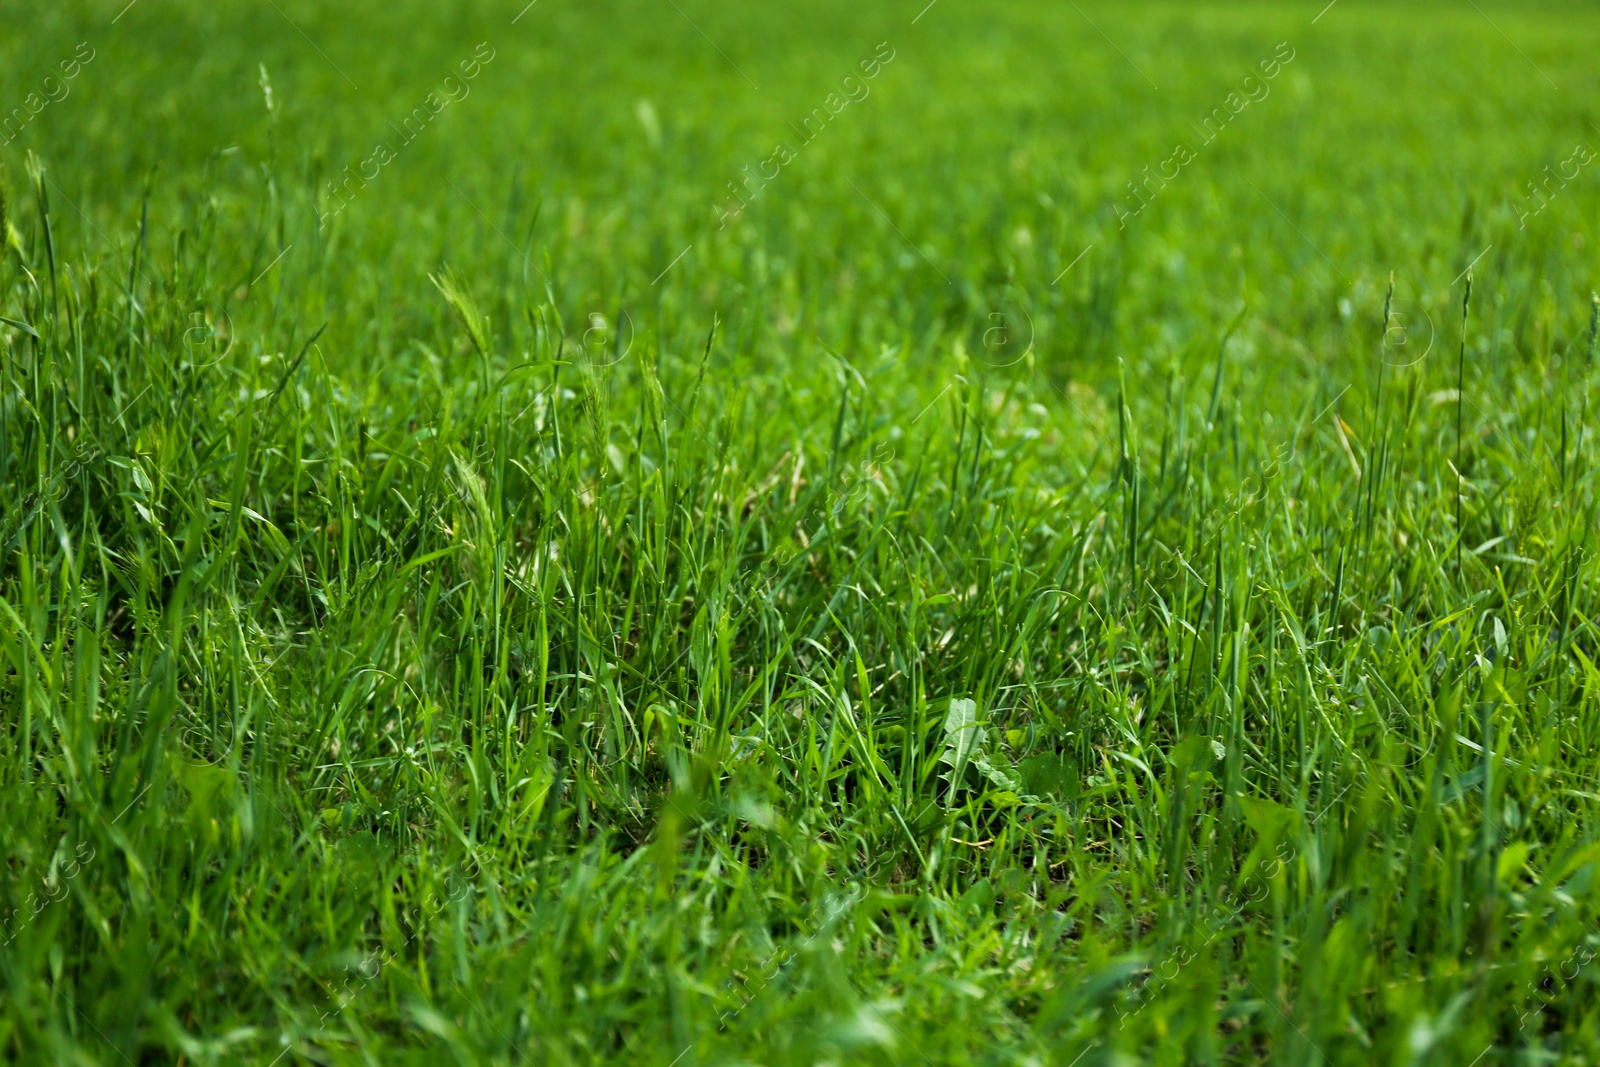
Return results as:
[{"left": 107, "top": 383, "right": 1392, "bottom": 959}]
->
[{"left": 2, "top": 0, "right": 1600, "bottom": 1063}]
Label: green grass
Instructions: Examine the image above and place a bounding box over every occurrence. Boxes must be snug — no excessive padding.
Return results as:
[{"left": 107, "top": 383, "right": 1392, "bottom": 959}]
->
[{"left": 4, "top": 0, "right": 1600, "bottom": 1063}]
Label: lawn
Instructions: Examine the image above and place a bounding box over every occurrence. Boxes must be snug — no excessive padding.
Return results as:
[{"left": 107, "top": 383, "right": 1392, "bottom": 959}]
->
[{"left": 3, "top": 0, "right": 1600, "bottom": 1063}]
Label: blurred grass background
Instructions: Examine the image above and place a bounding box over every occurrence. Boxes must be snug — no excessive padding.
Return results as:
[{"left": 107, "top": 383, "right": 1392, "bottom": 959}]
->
[{"left": 5, "top": 0, "right": 1597, "bottom": 375}]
